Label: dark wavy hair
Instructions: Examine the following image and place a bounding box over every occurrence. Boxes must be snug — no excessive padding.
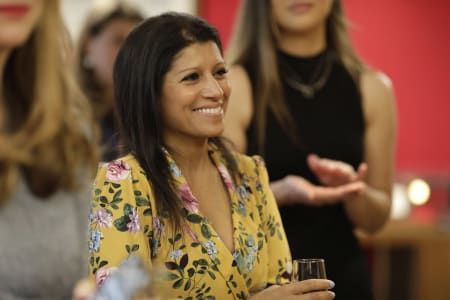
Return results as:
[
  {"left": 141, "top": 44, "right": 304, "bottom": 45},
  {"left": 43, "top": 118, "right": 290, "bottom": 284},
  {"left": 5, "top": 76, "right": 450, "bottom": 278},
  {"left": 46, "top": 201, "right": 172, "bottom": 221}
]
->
[{"left": 114, "top": 12, "right": 237, "bottom": 229}]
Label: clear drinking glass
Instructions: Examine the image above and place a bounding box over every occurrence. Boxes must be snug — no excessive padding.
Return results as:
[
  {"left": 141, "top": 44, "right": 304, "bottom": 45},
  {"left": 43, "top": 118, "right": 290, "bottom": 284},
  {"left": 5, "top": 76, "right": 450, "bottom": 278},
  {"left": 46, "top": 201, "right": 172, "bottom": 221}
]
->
[{"left": 292, "top": 258, "right": 327, "bottom": 281}]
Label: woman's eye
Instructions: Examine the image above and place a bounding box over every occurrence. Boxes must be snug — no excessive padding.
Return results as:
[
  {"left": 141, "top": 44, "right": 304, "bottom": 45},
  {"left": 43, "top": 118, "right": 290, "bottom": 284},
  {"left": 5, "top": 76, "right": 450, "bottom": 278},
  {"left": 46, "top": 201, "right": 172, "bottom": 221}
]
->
[
  {"left": 215, "top": 68, "right": 228, "bottom": 77},
  {"left": 182, "top": 73, "right": 200, "bottom": 81}
]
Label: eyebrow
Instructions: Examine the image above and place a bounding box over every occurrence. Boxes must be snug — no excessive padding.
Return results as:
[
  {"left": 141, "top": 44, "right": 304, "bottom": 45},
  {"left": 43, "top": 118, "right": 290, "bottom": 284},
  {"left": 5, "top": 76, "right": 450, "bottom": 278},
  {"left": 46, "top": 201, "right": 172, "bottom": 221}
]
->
[{"left": 174, "top": 62, "right": 226, "bottom": 75}]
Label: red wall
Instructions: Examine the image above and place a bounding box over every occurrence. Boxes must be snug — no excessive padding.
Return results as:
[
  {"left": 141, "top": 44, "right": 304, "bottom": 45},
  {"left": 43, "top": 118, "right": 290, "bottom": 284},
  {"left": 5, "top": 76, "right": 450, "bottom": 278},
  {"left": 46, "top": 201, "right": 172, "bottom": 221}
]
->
[{"left": 200, "top": 0, "right": 450, "bottom": 174}]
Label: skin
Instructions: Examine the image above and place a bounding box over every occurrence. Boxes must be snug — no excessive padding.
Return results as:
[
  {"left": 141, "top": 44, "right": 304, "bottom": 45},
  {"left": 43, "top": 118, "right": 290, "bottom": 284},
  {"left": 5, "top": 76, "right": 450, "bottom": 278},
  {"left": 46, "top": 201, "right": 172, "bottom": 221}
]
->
[
  {"left": 85, "top": 18, "right": 140, "bottom": 107},
  {"left": 223, "top": 0, "right": 397, "bottom": 233}
]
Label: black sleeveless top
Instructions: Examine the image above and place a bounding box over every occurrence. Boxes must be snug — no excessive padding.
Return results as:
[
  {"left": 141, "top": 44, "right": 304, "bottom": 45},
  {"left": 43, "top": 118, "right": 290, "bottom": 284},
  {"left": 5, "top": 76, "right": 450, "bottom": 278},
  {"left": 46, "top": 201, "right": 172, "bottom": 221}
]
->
[{"left": 245, "top": 50, "right": 373, "bottom": 299}]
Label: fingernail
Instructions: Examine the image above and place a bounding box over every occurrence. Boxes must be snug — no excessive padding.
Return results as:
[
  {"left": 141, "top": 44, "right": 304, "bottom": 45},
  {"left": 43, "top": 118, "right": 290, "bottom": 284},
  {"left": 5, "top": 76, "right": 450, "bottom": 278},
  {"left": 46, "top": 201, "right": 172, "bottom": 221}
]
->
[
  {"left": 329, "top": 280, "right": 335, "bottom": 289},
  {"left": 329, "top": 291, "right": 336, "bottom": 298}
]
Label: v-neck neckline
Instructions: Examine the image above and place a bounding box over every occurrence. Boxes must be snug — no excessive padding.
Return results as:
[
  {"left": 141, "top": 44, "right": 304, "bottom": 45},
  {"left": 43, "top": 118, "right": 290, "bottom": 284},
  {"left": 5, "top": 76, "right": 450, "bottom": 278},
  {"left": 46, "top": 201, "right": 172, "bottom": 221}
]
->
[{"left": 164, "top": 143, "right": 240, "bottom": 255}]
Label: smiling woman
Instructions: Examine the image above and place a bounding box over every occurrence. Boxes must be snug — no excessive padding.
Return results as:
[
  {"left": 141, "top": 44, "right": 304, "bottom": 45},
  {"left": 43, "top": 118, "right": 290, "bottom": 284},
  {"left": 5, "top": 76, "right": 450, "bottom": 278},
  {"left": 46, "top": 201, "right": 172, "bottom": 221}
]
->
[
  {"left": 161, "top": 41, "right": 230, "bottom": 145},
  {"left": 87, "top": 12, "right": 335, "bottom": 299}
]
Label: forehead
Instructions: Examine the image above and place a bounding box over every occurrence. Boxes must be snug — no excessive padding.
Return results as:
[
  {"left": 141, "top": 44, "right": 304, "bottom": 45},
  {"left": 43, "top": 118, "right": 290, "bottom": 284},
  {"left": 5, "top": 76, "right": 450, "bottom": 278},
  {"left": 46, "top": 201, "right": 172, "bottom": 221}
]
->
[{"left": 170, "top": 41, "right": 223, "bottom": 69}]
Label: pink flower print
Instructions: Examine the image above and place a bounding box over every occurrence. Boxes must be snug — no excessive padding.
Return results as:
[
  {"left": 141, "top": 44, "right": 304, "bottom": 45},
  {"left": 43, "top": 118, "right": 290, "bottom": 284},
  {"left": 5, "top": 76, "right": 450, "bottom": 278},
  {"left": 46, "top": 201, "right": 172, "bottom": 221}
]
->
[
  {"left": 217, "top": 164, "right": 235, "bottom": 191},
  {"left": 105, "top": 160, "right": 131, "bottom": 182},
  {"left": 184, "top": 224, "right": 199, "bottom": 243},
  {"left": 95, "top": 266, "right": 118, "bottom": 287},
  {"left": 127, "top": 208, "right": 141, "bottom": 233},
  {"left": 93, "top": 208, "right": 112, "bottom": 228},
  {"left": 178, "top": 183, "right": 199, "bottom": 213}
]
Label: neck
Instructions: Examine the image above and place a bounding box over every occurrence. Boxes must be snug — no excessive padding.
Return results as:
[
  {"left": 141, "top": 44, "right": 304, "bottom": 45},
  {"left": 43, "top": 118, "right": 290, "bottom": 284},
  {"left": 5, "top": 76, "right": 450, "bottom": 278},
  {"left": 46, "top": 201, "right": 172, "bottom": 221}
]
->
[
  {"left": 278, "top": 25, "right": 327, "bottom": 57},
  {"left": 165, "top": 138, "right": 212, "bottom": 178}
]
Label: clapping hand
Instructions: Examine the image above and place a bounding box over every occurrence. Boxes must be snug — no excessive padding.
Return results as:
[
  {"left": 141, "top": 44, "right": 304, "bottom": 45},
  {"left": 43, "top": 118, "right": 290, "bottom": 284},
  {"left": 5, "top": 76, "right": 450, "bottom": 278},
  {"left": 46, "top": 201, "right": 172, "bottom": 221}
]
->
[
  {"left": 274, "top": 154, "right": 367, "bottom": 206},
  {"left": 307, "top": 154, "right": 367, "bottom": 187}
]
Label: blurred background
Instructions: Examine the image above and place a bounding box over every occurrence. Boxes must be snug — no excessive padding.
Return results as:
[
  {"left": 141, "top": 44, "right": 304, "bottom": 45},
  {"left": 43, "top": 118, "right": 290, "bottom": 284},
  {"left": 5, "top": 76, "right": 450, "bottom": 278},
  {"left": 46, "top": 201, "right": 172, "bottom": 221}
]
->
[{"left": 61, "top": 1, "right": 450, "bottom": 299}]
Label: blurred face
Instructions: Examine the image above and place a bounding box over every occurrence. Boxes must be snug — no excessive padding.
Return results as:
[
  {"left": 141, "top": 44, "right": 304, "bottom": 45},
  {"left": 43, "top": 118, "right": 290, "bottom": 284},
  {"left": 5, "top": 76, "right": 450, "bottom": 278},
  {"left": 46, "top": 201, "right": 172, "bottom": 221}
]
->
[
  {"left": 271, "top": 0, "right": 333, "bottom": 35},
  {"left": 86, "top": 18, "right": 139, "bottom": 89},
  {"left": 0, "top": 0, "right": 43, "bottom": 51},
  {"left": 160, "top": 41, "right": 230, "bottom": 145}
]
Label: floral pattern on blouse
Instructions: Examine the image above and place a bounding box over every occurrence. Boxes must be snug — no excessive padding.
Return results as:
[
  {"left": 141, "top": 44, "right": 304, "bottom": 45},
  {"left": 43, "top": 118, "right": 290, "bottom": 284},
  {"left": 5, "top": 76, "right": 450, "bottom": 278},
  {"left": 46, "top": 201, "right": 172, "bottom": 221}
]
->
[{"left": 88, "top": 143, "right": 292, "bottom": 299}]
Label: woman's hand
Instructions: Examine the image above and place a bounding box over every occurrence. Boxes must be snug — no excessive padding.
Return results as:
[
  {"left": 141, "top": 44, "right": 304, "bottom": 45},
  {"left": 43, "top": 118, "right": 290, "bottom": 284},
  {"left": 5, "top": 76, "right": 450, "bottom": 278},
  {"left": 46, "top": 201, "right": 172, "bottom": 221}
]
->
[
  {"left": 251, "top": 279, "right": 335, "bottom": 299},
  {"left": 307, "top": 154, "right": 367, "bottom": 186},
  {"left": 272, "top": 175, "right": 364, "bottom": 206}
]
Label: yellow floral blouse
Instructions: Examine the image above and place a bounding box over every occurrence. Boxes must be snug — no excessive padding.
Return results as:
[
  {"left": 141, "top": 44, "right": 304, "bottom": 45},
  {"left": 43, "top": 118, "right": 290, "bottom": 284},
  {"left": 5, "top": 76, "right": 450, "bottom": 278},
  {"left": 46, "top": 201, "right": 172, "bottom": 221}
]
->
[{"left": 88, "top": 144, "right": 292, "bottom": 299}]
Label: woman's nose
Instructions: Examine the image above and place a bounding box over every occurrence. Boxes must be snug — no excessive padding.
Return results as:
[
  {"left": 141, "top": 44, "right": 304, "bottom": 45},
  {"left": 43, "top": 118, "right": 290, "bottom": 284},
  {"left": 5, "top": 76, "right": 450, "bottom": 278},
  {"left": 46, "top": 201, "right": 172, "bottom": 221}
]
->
[{"left": 201, "top": 76, "right": 224, "bottom": 99}]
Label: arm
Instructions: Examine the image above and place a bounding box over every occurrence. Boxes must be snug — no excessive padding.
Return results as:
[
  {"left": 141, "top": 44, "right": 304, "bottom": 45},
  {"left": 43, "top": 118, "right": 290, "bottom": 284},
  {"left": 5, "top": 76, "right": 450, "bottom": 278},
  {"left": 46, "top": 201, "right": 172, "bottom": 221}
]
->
[
  {"left": 343, "top": 70, "right": 397, "bottom": 233},
  {"left": 88, "top": 159, "right": 153, "bottom": 286},
  {"left": 225, "top": 65, "right": 363, "bottom": 207},
  {"left": 223, "top": 65, "right": 253, "bottom": 152}
]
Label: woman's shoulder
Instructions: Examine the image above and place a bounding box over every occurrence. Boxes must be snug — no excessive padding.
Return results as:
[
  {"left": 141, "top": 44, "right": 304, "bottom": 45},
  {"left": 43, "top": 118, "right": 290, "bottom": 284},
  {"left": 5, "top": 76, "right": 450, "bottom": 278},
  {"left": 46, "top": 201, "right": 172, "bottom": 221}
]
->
[
  {"left": 359, "top": 68, "right": 396, "bottom": 119},
  {"left": 96, "top": 154, "right": 147, "bottom": 183},
  {"left": 360, "top": 68, "right": 394, "bottom": 92}
]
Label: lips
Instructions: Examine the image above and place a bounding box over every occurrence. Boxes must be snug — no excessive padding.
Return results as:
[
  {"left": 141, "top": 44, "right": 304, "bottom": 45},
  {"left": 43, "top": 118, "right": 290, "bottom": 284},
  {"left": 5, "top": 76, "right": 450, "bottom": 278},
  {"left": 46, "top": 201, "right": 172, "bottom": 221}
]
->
[
  {"left": 288, "top": 2, "right": 313, "bottom": 13},
  {"left": 0, "top": 5, "right": 30, "bottom": 18}
]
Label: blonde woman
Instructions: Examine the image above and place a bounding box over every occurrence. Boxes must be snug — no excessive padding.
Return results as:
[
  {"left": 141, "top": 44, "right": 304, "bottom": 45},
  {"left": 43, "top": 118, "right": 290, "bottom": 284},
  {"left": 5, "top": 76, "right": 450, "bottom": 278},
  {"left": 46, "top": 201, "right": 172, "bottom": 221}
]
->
[
  {"left": 224, "top": 0, "right": 397, "bottom": 299},
  {"left": 76, "top": 3, "right": 144, "bottom": 161},
  {"left": 0, "top": 0, "right": 98, "bottom": 298}
]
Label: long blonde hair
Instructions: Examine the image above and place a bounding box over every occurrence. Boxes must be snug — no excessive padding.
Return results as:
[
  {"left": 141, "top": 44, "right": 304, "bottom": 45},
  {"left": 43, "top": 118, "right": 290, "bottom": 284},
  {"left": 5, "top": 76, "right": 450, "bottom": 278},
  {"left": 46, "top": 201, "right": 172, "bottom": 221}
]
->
[
  {"left": 0, "top": 0, "right": 99, "bottom": 204},
  {"left": 227, "top": 0, "right": 364, "bottom": 152}
]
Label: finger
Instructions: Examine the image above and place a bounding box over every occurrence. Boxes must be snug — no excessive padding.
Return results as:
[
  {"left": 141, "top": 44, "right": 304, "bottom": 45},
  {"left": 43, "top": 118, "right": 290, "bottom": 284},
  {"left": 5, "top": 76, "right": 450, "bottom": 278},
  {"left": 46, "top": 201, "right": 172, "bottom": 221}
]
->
[
  {"left": 311, "top": 182, "right": 364, "bottom": 205},
  {"left": 286, "top": 279, "right": 334, "bottom": 294},
  {"left": 307, "top": 154, "right": 320, "bottom": 171},
  {"left": 356, "top": 163, "right": 368, "bottom": 180},
  {"left": 301, "top": 290, "right": 336, "bottom": 300},
  {"left": 308, "top": 155, "right": 356, "bottom": 185}
]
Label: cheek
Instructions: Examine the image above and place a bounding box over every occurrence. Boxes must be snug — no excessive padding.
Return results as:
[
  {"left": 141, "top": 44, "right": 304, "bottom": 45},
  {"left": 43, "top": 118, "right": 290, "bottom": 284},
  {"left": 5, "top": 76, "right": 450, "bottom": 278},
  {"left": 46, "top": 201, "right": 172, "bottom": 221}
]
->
[{"left": 221, "top": 80, "right": 231, "bottom": 99}]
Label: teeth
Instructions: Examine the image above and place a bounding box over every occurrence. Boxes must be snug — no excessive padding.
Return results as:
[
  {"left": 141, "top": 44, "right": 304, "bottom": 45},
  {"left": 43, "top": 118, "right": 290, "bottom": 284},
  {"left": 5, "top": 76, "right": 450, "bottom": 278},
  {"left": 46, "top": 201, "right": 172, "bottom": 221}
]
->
[{"left": 194, "top": 107, "right": 223, "bottom": 115}]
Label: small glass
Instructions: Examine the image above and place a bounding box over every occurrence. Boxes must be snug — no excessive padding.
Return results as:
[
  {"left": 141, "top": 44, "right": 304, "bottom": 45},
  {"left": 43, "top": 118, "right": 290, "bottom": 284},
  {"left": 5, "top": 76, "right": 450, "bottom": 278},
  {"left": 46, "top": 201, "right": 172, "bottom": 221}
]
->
[{"left": 292, "top": 258, "right": 327, "bottom": 281}]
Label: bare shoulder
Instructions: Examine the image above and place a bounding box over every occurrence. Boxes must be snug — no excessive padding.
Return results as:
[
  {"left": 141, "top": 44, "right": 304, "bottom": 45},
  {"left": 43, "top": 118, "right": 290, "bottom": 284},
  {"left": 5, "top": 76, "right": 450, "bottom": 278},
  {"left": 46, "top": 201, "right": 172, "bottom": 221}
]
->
[{"left": 360, "top": 69, "right": 396, "bottom": 120}]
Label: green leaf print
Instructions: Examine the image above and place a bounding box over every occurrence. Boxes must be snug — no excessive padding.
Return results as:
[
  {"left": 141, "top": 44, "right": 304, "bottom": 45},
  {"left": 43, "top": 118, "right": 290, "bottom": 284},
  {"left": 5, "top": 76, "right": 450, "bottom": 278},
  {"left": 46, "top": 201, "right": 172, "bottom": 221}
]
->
[
  {"left": 99, "top": 196, "right": 108, "bottom": 204},
  {"left": 187, "top": 214, "right": 203, "bottom": 223},
  {"left": 179, "top": 254, "right": 189, "bottom": 269},
  {"left": 201, "top": 224, "right": 212, "bottom": 239},
  {"left": 123, "top": 203, "right": 134, "bottom": 216},
  {"left": 113, "top": 216, "right": 130, "bottom": 232},
  {"left": 165, "top": 261, "right": 178, "bottom": 270},
  {"left": 136, "top": 197, "right": 150, "bottom": 206},
  {"left": 184, "top": 279, "right": 192, "bottom": 291},
  {"left": 173, "top": 278, "right": 184, "bottom": 289},
  {"left": 167, "top": 273, "right": 179, "bottom": 281}
]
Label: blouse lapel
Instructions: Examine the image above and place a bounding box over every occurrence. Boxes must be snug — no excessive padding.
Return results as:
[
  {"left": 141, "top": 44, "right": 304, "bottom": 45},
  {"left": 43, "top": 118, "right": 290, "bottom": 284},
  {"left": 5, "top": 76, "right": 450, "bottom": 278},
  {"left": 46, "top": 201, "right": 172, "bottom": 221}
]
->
[{"left": 163, "top": 144, "right": 249, "bottom": 296}]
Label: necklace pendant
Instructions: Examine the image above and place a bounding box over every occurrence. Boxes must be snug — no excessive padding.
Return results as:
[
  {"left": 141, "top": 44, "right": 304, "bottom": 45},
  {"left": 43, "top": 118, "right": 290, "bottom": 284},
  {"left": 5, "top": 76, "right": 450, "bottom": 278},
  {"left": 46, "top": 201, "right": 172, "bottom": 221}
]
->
[{"left": 301, "top": 86, "right": 315, "bottom": 99}]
